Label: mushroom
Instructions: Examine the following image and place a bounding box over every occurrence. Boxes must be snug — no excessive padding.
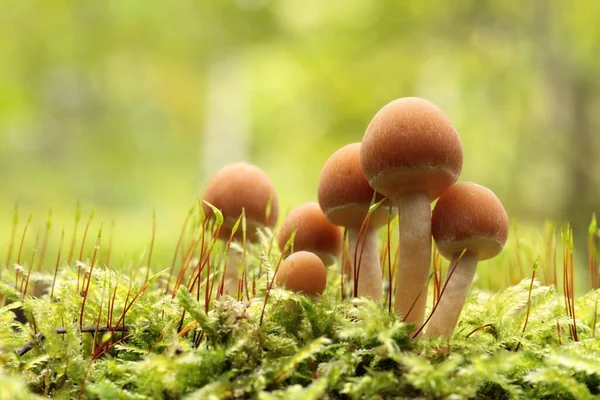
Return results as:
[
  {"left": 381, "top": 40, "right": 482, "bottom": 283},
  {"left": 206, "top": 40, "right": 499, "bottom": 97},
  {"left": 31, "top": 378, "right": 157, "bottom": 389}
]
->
[
  {"left": 426, "top": 182, "right": 508, "bottom": 337},
  {"left": 202, "top": 161, "right": 279, "bottom": 295},
  {"left": 360, "top": 97, "right": 463, "bottom": 326},
  {"left": 318, "top": 143, "right": 393, "bottom": 301},
  {"left": 277, "top": 202, "right": 343, "bottom": 266},
  {"left": 275, "top": 251, "right": 327, "bottom": 296}
]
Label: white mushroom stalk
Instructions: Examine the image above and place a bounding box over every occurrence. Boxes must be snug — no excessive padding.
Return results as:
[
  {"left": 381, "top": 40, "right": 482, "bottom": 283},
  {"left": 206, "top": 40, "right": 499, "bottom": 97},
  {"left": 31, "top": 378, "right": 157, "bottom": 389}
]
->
[
  {"left": 425, "top": 182, "right": 509, "bottom": 337},
  {"left": 347, "top": 225, "right": 382, "bottom": 300}
]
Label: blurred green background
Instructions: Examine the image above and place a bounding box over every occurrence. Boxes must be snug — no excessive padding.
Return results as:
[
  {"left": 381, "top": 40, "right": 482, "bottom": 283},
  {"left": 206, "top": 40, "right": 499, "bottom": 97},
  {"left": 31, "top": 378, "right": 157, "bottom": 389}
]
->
[{"left": 0, "top": 0, "right": 598, "bottom": 268}]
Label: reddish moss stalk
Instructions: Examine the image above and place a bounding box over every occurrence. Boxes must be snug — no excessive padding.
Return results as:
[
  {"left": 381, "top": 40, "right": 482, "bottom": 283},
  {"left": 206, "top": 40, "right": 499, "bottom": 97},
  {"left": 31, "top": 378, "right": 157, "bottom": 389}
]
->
[
  {"left": 67, "top": 201, "right": 81, "bottom": 266},
  {"left": 36, "top": 209, "right": 53, "bottom": 273},
  {"left": 4, "top": 203, "right": 19, "bottom": 276},
  {"left": 165, "top": 205, "right": 195, "bottom": 294},
  {"left": 15, "top": 213, "right": 33, "bottom": 292},
  {"left": 340, "top": 229, "right": 348, "bottom": 301},
  {"left": 465, "top": 323, "right": 494, "bottom": 339},
  {"left": 260, "top": 244, "right": 290, "bottom": 326},
  {"left": 77, "top": 208, "right": 96, "bottom": 293},
  {"left": 588, "top": 215, "right": 598, "bottom": 338},
  {"left": 349, "top": 220, "right": 382, "bottom": 301},
  {"left": 50, "top": 230, "right": 66, "bottom": 298},
  {"left": 543, "top": 222, "right": 557, "bottom": 286},
  {"left": 104, "top": 219, "right": 115, "bottom": 267},
  {"left": 144, "top": 211, "right": 157, "bottom": 283},
  {"left": 92, "top": 280, "right": 106, "bottom": 355},
  {"left": 108, "top": 279, "right": 119, "bottom": 327},
  {"left": 514, "top": 222, "right": 525, "bottom": 282},
  {"left": 79, "top": 225, "right": 102, "bottom": 330},
  {"left": 516, "top": 260, "right": 539, "bottom": 351},
  {"left": 217, "top": 232, "right": 240, "bottom": 297},
  {"left": 22, "top": 231, "right": 40, "bottom": 297},
  {"left": 414, "top": 253, "right": 464, "bottom": 338},
  {"left": 95, "top": 280, "right": 150, "bottom": 359},
  {"left": 588, "top": 215, "right": 597, "bottom": 291},
  {"left": 172, "top": 230, "right": 203, "bottom": 299},
  {"left": 188, "top": 223, "right": 221, "bottom": 299},
  {"left": 561, "top": 227, "right": 578, "bottom": 341}
]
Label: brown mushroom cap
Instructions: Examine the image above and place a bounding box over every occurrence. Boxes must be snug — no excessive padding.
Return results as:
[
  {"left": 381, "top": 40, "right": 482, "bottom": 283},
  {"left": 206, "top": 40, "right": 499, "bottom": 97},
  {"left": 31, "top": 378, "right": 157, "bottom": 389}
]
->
[
  {"left": 360, "top": 97, "right": 463, "bottom": 201},
  {"left": 318, "top": 143, "right": 392, "bottom": 229},
  {"left": 275, "top": 251, "right": 327, "bottom": 296},
  {"left": 432, "top": 182, "right": 509, "bottom": 261},
  {"left": 202, "top": 162, "right": 279, "bottom": 241},
  {"left": 277, "top": 202, "right": 343, "bottom": 266}
]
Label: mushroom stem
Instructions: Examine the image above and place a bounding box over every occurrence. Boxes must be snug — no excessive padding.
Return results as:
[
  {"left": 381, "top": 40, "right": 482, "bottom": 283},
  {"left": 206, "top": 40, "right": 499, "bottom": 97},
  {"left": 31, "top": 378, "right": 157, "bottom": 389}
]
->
[
  {"left": 348, "top": 228, "right": 382, "bottom": 301},
  {"left": 394, "top": 192, "right": 431, "bottom": 326},
  {"left": 222, "top": 247, "right": 242, "bottom": 296},
  {"left": 426, "top": 251, "right": 478, "bottom": 337}
]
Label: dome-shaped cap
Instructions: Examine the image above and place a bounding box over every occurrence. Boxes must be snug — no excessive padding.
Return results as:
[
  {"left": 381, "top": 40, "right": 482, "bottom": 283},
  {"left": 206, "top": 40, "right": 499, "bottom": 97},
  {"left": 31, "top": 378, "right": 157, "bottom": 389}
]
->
[
  {"left": 277, "top": 202, "right": 343, "bottom": 266},
  {"left": 318, "top": 143, "right": 393, "bottom": 229},
  {"left": 202, "top": 162, "right": 279, "bottom": 241},
  {"left": 361, "top": 97, "right": 463, "bottom": 201},
  {"left": 432, "top": 182, "right": 508, "bottom": 261},
  {"left": 275, "top": 251, "right": 327, "bottom": 296}
]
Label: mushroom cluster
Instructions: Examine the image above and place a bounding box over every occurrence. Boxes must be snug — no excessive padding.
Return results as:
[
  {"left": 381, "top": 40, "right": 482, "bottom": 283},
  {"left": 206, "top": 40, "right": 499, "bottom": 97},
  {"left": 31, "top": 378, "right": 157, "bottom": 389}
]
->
[{"left": 200, "top": 96, "right": 508, "bottom": 338}]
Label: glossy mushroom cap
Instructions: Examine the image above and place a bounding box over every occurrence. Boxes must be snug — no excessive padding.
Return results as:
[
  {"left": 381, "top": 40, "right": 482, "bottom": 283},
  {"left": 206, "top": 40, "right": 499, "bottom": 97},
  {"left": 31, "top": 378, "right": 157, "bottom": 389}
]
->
[
  {"left": 277, "top": 202, "right": 343, "bottom": 266},
  {"left": 318, "top": 143, "right": 392, "bottom": 229},
  {"left": 202, "top": 162, "right": 279, "bottom": 242},
  {"left": 275, "top": 251, "right": 327, "bottom": 296},
  {"left": 360, "top": 97, "right": 463, "bottom": 201},
  {"left": 432, "top": 182, "right": 509, "bottom": 261}
]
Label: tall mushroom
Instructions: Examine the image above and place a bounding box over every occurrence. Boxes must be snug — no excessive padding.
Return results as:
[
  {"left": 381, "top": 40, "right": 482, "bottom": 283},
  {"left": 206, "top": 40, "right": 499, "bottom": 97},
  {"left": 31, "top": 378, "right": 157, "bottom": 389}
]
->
[
  {"left": 202, "top": 161, "right": 279, "bottom": 295},
  {"left": 318, "top": 143, "right": 392, "bottom": 301},
  {"left": 360, "top": 97, "right": 463, "bottom": 326},
  {"left": 426, "top": 182, "right": 508, "bottom": 337},
  {"left": 276, "top": 251, "right": 328, "bottom": 297},
  {"left": 277, "top": 202, "right": 343, "bottom": 266}
]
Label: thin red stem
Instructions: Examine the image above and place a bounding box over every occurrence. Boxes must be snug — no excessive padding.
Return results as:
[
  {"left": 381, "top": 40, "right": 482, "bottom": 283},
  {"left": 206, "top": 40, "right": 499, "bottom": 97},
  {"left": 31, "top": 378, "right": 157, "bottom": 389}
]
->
[
  {"left": 260, "top": 251, "right": 287, "bottom": 326},
  {"left": 465, "top": 323, "right": 494, "bottom": 339},
  {"left": 165, "top": 205, "right": 194, "bottom": 293},
  {"left": 4, "top": 203, "right": 18, "bottom": 272},
  {"left": 16, "top": 213, "right": 34, "bottom": 293},
  {"left": 412, "top": 252, "right": 464, "bottom": 339},
  {"left": 144, "top": 211, "right": 156, "bottom": 283},
  {"left": 79, "top": 225, "right": 102, "bottom": 329},
  {"left": 77, "top": 208, "right": 96, "bottom": 293},
  {"left": 67, "top": 201, "right": 81, "bottom": 266},
  {"left": 22, "top": 231, "right": 40, "bottom": 297},
  {"left": 50, "top": 230, "right": 66, "bottom": 298}
]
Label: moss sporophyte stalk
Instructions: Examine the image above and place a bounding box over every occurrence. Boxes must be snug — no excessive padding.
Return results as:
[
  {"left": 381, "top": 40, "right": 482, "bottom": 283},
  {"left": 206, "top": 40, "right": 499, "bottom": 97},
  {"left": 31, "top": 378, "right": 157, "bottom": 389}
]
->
[{"left": 1, "top": 97, "right": 599, "bottom": 399}]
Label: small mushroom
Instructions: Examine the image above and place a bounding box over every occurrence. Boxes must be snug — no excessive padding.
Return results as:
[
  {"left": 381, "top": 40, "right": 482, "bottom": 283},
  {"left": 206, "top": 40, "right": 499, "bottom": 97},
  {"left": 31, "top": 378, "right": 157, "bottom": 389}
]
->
[
  {"left": 318, "top": 143, "right": 393, "bottom": 301},
  {"left": 277, "top": 202, "right": 343, "bottom": 266},
  {"left": 426, "top": 182, "right": 508, "bottom": 337},
  {"left": 275, "top": 251, "right": 327, "bottom": 296},
  {"left": 202, "top": 161, "right": 279, "bottom": 295},
  {"left": 360, "top": 97, "right": 463, "bottom": 326}
]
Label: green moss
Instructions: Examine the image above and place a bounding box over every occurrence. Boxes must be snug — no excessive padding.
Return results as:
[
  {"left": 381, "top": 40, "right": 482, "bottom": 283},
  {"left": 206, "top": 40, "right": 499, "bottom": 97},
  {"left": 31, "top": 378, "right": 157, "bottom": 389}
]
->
[{"left": 1, "top": 231, "right": 599, "bottom": 399}]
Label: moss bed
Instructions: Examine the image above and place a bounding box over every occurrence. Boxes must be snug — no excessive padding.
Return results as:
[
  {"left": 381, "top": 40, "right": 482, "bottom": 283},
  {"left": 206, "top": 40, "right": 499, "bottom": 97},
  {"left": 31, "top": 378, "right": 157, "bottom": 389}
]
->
[{"left": 0, "top": 221, "right": 598, "bottom": 400}]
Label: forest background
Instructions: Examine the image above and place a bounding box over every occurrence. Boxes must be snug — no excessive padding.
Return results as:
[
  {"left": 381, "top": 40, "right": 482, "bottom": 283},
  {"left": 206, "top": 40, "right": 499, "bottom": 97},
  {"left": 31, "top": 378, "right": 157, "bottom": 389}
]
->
[{"left": 0, "top": 0, "right": 598, "bottom": 286}]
